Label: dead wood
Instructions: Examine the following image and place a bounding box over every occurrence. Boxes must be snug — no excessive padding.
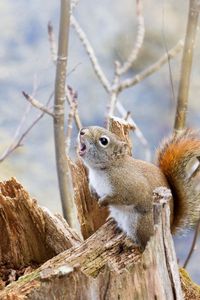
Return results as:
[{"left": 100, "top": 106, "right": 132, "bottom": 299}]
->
[
  {"left": 180, "top": 268, "right": 200, "bottom": 299},
  {"left": 0, "top": 177, "right": 80, "bottom": 289},
  {"left": 108, "top": 116, "right": 134, "bottom": 155},
  {"left": 70, "top": 159, "right": 108, "bottom": 240},
  {"left": 0, "top": 180, "right": 195, "bottom": 300}
]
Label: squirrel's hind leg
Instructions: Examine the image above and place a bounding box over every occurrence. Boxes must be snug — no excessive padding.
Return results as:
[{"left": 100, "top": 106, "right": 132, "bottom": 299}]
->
[{"left": 136, "top": 212, "right": 154, "bottom": 249}]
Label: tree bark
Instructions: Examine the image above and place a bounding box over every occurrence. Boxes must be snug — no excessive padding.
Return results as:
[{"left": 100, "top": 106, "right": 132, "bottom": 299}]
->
[
  {"left": 70, "top": 159, "right": 108, "bottom": 239},
  {"left": 0, "top": 178, "right": 81, "bottom": 292}
]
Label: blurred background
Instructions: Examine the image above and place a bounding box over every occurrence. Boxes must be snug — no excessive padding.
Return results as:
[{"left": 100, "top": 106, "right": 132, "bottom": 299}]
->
[{"left": 0, "top": 0, "right": 200, "bottom": 282}]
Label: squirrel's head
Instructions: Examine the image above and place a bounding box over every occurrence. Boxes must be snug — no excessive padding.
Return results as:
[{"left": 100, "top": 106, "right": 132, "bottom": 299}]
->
[{"left": 78, "top": 126, "right": 129, "bottom": 169}]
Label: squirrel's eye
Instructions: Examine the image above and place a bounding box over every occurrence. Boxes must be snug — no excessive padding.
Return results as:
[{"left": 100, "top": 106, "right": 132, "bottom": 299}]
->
[{"left": 99, "top": 136, "right": 110, "bottom": 147}]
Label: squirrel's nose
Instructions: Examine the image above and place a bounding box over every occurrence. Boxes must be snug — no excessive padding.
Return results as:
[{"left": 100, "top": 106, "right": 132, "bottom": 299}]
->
[{"left": 80, "top": 128, "right": 87, "bottom": 136}]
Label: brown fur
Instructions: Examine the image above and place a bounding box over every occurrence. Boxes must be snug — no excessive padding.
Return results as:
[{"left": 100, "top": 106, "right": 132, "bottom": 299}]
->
[
  {"left": 79, "top": 127, "right": 200, "bottom": 247},
  {"left": 157, "top": 129, "right": 200, "bottom": 232}
]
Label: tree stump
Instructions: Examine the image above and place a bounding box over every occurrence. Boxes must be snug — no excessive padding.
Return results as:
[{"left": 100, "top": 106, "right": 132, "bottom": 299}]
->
[{"left": 0, "top": 178, "right": 199, "bottom": 299}]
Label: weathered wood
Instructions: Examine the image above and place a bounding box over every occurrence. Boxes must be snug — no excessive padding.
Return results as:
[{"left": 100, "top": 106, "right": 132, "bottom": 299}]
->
[
  {"left": 1, "top": 183, "right": 195, "bottom": 300},
  {"left": 0, "top": 220, "right": 141, "bottom": 299},
  {"left": 0, "top": 178, "right": 80, "bottom": 289},
  {"left": 70, "top": 159, "right": 108, "bottom": 239},
  {"left": 153, "top": 187, "right": 182, "bottom": 299},
  {"left": 108, "top": 116, "right": 134, "bottom": 155},
  {"left": 180, "top": 268, "right": 200, "bottom": 299}
]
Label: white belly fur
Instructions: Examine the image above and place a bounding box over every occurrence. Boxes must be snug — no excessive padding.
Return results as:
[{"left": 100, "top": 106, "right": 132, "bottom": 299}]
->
[
  {"left": 109, "top": 204, "right": 139, "bottom": 241},
  {"left": 89, "top": 168, "right": 113, "bottom": 198}
]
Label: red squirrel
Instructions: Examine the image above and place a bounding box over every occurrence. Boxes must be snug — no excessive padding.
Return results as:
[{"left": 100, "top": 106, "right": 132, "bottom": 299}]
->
[{"left": 78, "top": 126, "right": 200, "bottom": 248}]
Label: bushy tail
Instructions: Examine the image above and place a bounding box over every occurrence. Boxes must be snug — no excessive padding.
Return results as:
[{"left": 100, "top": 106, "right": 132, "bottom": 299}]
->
[{"left": 157, "top": 129, "right": 200, "bottom": 232}]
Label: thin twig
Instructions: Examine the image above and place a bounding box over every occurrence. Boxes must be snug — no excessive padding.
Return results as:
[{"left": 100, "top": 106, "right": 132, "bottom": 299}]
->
[
  {"left": 183, "top": 217, "right": 200, "bottom": 268},
  {"left": 115, "top": 40, "right": 184, "bottom": 93},
  {"left": 11, "top": 103, "right": 31, "bottom": 144},
  {"left": 48, "top": 21, "right": 81, "bottom": 77},
  {"left": 65, "top": 86, "right": 78, "bottom": 154},
  {"left": 67, "top": 62, "right": 81, "bottom": 77},
  {"left": 22, "top": 91, "right": 55, "bottom": 117},
  {"left": 107, "top": 61, "right": 120, "bottom": 120},
  {"left": 124, "top": 111, "right": 131, "bottom": 121},
  {"left": 0, "top": 95, "right": 53, "bottom": 163},
  {"left": 10, "top": 75, "right": 38, "bottom": 145},
  {"left": 0, "top": 113, "right": 44, "bottom": 163},
  {"left": 71, "top": 16, "right": 111, "bottom": 92},
  {"left": 66, "top": 86, "right": 82, "bottom": 130},
  {"left": 109, "top": 16, "right": 150, "bottom": 118},
  {"left": 117, "top": 0, "right": 145, "bottom": 75},
  {"left": 174, "top": 0, "right": 199, "bottom": 133},
  {"left": 116, "top": 102, "right": 151, "bottom": 161},
  {"left": 71, "top": 0, "right": 79, "bottom": 9}
]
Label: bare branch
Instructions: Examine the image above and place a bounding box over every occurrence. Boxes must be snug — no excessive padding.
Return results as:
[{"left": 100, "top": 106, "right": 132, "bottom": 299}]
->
[
  {"left": 174, "top": 0, "right": 200, "bottom": 133},
  {"left": 10, "top": 103, "right": 32, "bottom": 146},
  {"left": 9, "top": 75, "right": 38, "bottom": 147},
  {"left": 183, "top": 217, "right": 200, "bottom": 268},
  {"left": 65, "top": 86, "right": 78, "bottom": 154},
  {"left": 0, "top": 75, "right": 48, "bottom": 162},
  {"left": 22, "top": 91, "right": 55, "bottom": 117},
  {"left": 54, "top": 0, "right": 76, "bottom": 227},
  {"left": 117, "top": 0, "right": 145, "bottom": 75},
  {"left": 0, "top": 94, "right": 53, "bottom": 163},
  {"left": 0, "top": 113, "right": 44, "bottom": 162},
  {"left": 71, "top": 16, "right": 111, "bottom": 92},
  {"left": 115, "top": 40, "right": 184, "bottom": 93}
]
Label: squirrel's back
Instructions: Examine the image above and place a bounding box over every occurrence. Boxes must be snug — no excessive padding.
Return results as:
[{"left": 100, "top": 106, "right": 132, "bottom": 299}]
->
[{"left": 157, "top": 129, "right": 200, "bottom": 232}]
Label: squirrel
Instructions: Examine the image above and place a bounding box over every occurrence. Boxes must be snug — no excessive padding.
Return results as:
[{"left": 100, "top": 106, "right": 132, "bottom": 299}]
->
[{"left": 78, "top": 126, "right": 200, "bottom": 248}]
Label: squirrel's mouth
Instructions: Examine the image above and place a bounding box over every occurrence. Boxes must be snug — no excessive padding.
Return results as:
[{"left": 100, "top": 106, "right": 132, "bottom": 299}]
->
[{"left": 79, "top": 142, "right": 87, "bottom": 156}]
